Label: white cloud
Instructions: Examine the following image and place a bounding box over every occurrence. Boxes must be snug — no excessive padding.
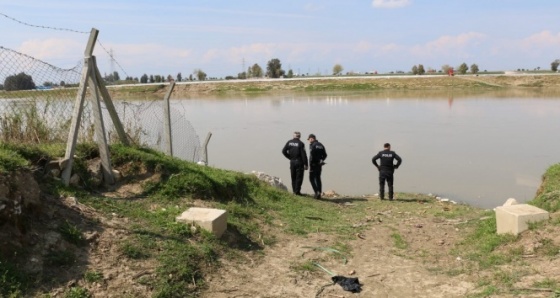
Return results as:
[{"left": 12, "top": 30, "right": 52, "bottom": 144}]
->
[
  {"left": 372, "top": 0, "right": 412, "bottom": 9},
  {"left": 520, "top": 30, "right": 560, "bottom": 48},
  {"left": 18, "top": 38, "right": 83, "bottom": 66},
  {"left": 409, "top": 32, "right": 487, "bottom": 58}
]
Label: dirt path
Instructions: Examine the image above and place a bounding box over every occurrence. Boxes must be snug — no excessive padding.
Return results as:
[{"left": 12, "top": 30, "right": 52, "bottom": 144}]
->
[{"left": 202, "top": 198, "right": 478, "bottom": 298}]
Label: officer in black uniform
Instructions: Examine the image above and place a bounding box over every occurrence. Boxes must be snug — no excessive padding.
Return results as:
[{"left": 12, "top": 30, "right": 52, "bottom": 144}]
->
[
  {"left": 282, "top": 131, "right": 308, "bottom": 195},
  {"left": 307, "top": 134, "right": 327, "bottom": 199},
  {"left": 372, "top": 143, "right": 402, "bottom": 200}
]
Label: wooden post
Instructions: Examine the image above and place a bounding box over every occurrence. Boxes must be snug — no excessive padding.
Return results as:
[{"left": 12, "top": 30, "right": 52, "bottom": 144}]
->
[
  {"left": 61, "top": 58, "right": 90, "bottom": 185},
  {"left": 163, "top": 82, "right": 175, "bottom": 156},
  {"left": 88, "top": 60, "right": 114, "bottom": 185},
  {"left": 62, "top": 28, "right": 98, "bottom": 185},
  {"left": 62, "top": 28, "right": 124, "bottom": 186},
  {"left": 92, "top": 56, "right": 129, "bottom": 146}
]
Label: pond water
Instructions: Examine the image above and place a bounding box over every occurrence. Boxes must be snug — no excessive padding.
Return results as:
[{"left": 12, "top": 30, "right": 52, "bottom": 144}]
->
[{"left": 169, "top": 92, "right": 560, "bottom": 209}]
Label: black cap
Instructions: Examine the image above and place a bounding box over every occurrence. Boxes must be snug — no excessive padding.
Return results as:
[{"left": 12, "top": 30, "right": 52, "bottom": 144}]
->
[{"left": 308, "top": 134, "right": 316, "bottom": 140}]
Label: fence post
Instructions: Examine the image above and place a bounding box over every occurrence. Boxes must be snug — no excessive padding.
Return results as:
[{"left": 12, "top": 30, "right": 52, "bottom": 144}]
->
[
  {"left": 163, "top": 82, "right": 175, "bottom": 156},
  {"left": 62, "top": 28, "right": 98, "bottom": 186},
  {"left": 201, "top": 132, "right": 212, "bottom": 165}
]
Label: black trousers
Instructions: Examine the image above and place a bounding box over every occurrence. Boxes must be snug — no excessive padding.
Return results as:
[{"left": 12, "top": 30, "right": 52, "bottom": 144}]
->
[
  {"left": 379, "top": 171, "right": 394, "bottom": 199},
  {"left": 290, "top": 160, "right": 304, "bottom": 194},
  {"left": 309, "top": 164, "right": 323, "bottom": 194}
]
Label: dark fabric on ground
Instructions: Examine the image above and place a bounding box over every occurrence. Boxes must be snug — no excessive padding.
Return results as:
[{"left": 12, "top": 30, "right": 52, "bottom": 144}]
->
[{"left": 331, "top": 275, "right": 362, "bottom": 293}]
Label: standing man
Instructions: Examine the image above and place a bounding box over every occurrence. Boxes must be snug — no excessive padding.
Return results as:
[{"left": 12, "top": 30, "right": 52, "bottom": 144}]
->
[
  {"left": 372, "top": 143, "right": 402, "bottom": 201},
  {"left": 308, "top": 134, "right": 327, "bottom": 199},
  {"left": 282, "top": 131, "right": 308, "bottom": 196}
]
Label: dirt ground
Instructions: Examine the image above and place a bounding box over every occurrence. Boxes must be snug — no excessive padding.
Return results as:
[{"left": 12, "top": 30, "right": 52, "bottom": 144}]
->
[{"left": 200, "top": 196, "right": 560, "bottom": 298}]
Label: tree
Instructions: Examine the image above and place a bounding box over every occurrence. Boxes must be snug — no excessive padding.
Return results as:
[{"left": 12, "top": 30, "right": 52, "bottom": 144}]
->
[
  {"left": 441, "top": 64, "right": 451, "bottom": 73},
  {"left": 238, "top": 71, "right": 247, "bottom": 79},
  {"left": 167, "top": 75, "right": 173, "bottom": 82},
  {"left": 417, "top": 64, "right": 425, "bottom": 75},
  {"left": 251, "top": 63, "right": 263, "bottom": 78},
  {"left": 411, "top": 65, "right": 418, "bottom": 75},
  {"left": 287, "top": 69, "right": 294, "bottom": 78},
  {"left": 266, "top": 58, "right": 285, "bottom": 78},
  {"left": 4, "top": 72, "right": 36, "bottom": 91},
  {"left": 333, "top": 64, "right": 344, "bottom": 75},
  {"left": 177, "top": 72, "right": 182, "bottom": 82},
  {"left": 551, "top": 59, "right": 560, "bottom": 72},
  {"left": 458, "top": 63, "right": 469, "bottom": 74},
  {"left": 194, "top": 69, "right": 207, "bottom": 81},
  {"left": 149, "top": 75, "right": 155, "bottom": 83},
  {"left": 140, "top": 74, "right": 148, "bottom": 83},
  {"left": 470, "top": 64, "right": 479, "bottom": 74}
]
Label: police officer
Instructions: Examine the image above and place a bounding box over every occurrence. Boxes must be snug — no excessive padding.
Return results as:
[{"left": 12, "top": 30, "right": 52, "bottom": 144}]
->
[
  {"left": 372, "top": 143, "right": 402, "bottom": 200},
  {"left": 307, "top": 134, "right": 327, "bottom": 199},
  {"left": 282, "top": 131, "right": 308, "bottom": 195}
]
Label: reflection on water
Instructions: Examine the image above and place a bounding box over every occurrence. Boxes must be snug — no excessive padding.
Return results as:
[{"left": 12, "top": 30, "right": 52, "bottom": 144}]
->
[{"left": 168, "top": 92, "right": 560, "bottom": 209}]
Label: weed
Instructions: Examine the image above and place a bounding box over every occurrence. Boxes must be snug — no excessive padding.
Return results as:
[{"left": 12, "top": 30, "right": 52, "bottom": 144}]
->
[
  {"left": 537, "top": 238, "right": 560, "bottom": 256},
  {"left": 532, "top": 277, "right": 558, "bottom": 289},
  {"left": 121, "top": 242, "right": 150, "bottom": 259},
  {"left": 83, "top": 271, "right": 103, "bottom": 283},
  {"left": 45, "top": 250, "right": 76, "bottom": 267},
  {"left": 59, "top": 221, "right": 84, "bottom": 246},
  {"left": 0, "top": 261, "right": 24, "bottom": 297},
  {"left": 64, "top": 287, "right": 90, "bottom": 298},
  {"left": 391, "top": 232, "right": 408, "bottom": 249}
]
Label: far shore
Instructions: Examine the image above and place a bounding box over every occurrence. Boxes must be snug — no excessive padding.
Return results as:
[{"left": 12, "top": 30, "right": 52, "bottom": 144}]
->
[{"left": 105, "top": 73, "right": 560, "bottom": 99}]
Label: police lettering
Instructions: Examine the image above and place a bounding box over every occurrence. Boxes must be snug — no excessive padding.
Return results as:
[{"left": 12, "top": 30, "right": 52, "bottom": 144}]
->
[
  {"left": 289, "top": 142, "right": 299, "bottom": 147},
  {"left": 382, "top": 153, "right": 393, "bottom": 158}
]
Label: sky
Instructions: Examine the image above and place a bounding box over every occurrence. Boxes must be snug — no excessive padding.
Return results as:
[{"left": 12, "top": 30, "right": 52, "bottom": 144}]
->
[{"left": 2, "top": 0, "right": 560, "bottom": 79}]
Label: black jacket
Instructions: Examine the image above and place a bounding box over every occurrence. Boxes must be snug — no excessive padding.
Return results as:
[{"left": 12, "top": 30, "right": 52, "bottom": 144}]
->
[
  {"left": 372, "top": 149, "right": 402, "bottom": 172},
  {"left": 282, "top": 138, "right": 308, "bottom": 166},
  {"left": 309, "top": 140, "right": 327, "bottom": 166}
]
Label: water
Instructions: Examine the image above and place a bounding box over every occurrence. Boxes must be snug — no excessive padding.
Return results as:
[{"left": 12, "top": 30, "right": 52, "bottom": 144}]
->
[{"left": 169, "top": 93, "right": 559, "bottom": 209}]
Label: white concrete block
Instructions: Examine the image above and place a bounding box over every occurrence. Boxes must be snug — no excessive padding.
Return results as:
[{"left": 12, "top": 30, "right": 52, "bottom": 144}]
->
[
  {"left": 176, "top": 207, "right": 227, "bottom": 237},
  {"left": 495, "top": 204, "right": 549, "bottom": 235}
]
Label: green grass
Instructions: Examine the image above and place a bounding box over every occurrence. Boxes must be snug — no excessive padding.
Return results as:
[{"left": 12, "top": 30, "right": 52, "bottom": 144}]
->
[{"left": 531, "top": 163, "right": 560, "bottom": 212}]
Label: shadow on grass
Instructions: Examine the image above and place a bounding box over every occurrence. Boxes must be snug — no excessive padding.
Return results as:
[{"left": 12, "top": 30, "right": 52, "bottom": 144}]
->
[
  {"left": 394, "top": 197, "right": 432, "bottom": 203},
  {"left": 321, "top": 197, "right": 369, "bottom": 204},
  {"left": 221, "top": 224, "right": 263, "bottom": 251}
]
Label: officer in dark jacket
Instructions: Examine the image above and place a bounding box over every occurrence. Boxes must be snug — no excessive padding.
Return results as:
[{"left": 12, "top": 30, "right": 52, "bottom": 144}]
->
[
  {"left": 372, "top": 143, "right": 402, "bottom": 200},
  {"left": 282, "top": 131, "right": 308, "bottom": 195},
  {"left": 307, "top": 134, "right": 327, "bottom": 199}
]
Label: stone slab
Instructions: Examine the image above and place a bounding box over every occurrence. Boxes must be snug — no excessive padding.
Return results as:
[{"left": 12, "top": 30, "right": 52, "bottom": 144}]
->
[
  {"left": 495, "top": 204, "right": 549, "bottom": 235},
  {"left": 176, "top": 207, "right": 227, "bottom": 237}
]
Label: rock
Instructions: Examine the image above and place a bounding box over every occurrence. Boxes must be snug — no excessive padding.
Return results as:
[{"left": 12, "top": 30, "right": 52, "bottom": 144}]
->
[
  {"left": 251, "top": 171, "right": 288, "bottom": 191},
  {"left": 503, "top": 198, "right": 518, "bottom": 206}
]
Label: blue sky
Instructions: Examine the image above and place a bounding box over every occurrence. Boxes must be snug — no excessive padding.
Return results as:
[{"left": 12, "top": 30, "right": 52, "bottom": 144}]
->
[{"left": 2, "top": 0, "right": 560, "bottom": 78}]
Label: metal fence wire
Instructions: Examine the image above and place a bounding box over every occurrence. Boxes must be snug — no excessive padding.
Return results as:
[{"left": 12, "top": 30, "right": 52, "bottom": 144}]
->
[{"left": 0, "top": 46, "right": 202, "bottom": 162}]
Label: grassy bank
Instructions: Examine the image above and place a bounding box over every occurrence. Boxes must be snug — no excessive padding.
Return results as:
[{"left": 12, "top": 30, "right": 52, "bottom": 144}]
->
[
  {"left": 0, "top": 143, "right": 559, "bottom": 297},
  {"left": 100, "top": 74, "right": 560, "bottom": 99}
]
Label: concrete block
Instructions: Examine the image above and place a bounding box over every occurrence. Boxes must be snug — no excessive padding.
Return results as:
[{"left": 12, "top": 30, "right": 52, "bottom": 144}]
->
[
  {"left": 495, "top": 204, "right": 549, "bottom": 235},
  {"left": 176, "top": 207, "right": 227, "bottom": 237}
]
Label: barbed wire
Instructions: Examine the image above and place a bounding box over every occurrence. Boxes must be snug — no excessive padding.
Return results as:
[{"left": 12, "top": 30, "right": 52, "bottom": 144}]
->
[
  {"left": 1, "top": 11, "right": 131, "bottom": 79},
  {"left": 96, "top": 40, "right": 130, "bottom": 79},
  {"left": 0, "top": 12, "right": 89, "bottom": 34}
]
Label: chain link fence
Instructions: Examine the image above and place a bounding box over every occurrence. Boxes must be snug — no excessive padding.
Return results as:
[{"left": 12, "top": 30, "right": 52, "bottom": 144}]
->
[{"left": 0, "top": 46, "right": 202, "bottom": 162}]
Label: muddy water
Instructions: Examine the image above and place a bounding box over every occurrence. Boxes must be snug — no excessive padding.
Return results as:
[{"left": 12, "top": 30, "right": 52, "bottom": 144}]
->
[{"left": 171, "top": 92, "right": 560, "bottom": 209}]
